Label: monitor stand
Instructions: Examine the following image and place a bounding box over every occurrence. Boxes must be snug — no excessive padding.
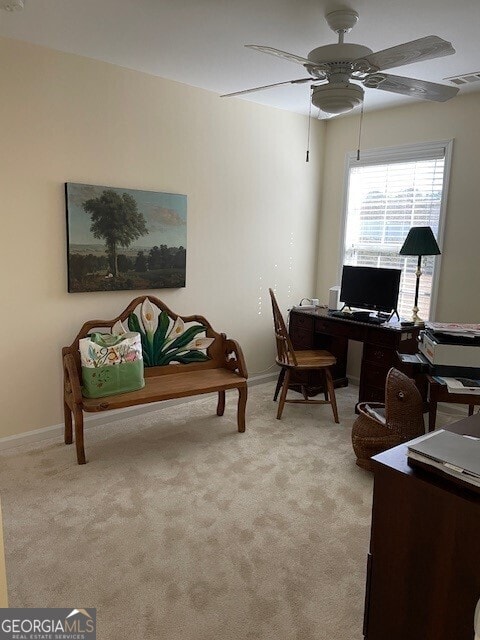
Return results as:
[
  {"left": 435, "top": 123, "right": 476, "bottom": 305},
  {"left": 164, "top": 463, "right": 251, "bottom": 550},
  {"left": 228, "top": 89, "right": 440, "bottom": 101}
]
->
[{"left": 340, "top": 305, "right": 400, "bottom": 322}]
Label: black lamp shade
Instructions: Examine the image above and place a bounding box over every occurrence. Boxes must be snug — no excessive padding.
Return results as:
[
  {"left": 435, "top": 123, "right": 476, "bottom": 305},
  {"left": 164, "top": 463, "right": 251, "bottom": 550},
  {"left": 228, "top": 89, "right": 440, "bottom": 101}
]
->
[{"left": 399, "top": 226, "right": 441, "bottom": 256}]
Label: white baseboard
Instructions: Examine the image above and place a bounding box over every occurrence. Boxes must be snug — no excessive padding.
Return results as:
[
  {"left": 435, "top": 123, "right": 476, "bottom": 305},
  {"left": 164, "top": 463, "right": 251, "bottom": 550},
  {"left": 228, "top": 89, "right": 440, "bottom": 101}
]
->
[{"left": 0, "top": 372, "right": 278, "bottom": 452}]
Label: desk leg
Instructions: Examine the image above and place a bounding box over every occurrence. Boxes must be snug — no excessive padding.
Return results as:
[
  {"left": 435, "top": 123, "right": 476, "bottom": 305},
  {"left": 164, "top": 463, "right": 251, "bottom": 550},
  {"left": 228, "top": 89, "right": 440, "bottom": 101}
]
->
[
  {"left": 469, "top": 404, "right": 474, "bottom": 416},
  {"left": 428, "top": 394, "right": 438, "bottom": 432}
]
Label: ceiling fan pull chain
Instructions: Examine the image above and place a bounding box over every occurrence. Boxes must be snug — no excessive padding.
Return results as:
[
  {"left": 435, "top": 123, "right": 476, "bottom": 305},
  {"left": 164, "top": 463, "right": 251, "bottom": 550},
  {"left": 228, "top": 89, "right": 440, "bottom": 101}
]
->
[
  {"left": 356, "top": 101, "right": 365, "bottom": 161},
  {"left": 306, "top": 90, "right": 313, "bottom": 162}
]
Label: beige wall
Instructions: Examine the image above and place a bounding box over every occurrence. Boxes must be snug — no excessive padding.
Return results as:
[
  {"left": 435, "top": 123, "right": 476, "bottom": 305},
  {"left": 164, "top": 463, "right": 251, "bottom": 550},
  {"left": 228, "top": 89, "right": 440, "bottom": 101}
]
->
[
  {"left": 0, "top": 37, "right": 325, "bottom": 439},
  {"left": 317, "top": 91, "right": 480, "bottom": 322}
]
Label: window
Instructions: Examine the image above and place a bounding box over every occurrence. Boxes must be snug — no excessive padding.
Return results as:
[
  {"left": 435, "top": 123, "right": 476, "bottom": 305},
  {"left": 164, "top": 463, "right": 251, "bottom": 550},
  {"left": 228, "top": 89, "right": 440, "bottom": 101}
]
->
[{"left": 341, "top": 141, "right": 452, "bottom": 320}]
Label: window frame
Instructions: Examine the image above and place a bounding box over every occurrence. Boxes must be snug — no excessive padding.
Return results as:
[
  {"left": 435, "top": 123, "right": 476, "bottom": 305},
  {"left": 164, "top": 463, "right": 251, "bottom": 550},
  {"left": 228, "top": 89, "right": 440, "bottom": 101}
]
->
[{"left": 338, "top": 139, "right": 453, "bottom": 321}]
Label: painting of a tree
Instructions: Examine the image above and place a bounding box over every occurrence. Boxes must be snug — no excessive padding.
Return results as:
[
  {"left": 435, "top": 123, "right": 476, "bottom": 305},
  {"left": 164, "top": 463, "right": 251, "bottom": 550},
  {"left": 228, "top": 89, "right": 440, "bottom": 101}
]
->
[
  {"left": 83, "top": 190, "right": 148, "bottom": 277},
  {"left": 65, "top": 183, "right": 187, "bottom": 293}
]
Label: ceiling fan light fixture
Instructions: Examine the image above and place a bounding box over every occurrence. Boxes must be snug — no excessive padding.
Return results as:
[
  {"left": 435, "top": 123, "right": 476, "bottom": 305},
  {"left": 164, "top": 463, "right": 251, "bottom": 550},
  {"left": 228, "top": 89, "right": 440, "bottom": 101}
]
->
[{"left": 311, "top": 83, "right": 364, "bottom": 115}]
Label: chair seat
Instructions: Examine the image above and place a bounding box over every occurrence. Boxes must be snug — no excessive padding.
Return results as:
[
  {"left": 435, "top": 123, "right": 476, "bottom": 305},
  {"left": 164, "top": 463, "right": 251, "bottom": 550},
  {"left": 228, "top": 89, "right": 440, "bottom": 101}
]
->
[{"left": 278, "top": 349, "right": 336, "bottom": 369}]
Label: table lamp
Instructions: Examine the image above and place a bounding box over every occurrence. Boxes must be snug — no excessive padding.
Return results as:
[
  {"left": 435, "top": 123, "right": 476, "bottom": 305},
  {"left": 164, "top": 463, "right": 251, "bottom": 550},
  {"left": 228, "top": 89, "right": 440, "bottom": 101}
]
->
[{"left": 399, "top": 226, "right": 441, "bottom": 325}]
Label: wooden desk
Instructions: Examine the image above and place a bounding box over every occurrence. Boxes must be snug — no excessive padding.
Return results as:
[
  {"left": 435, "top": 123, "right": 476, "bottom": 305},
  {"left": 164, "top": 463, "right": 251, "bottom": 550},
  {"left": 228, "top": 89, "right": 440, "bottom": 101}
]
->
[
  {"left": 363, "top": 412, "right": 480, "bottom": 640},
  {"left": 428, "top": 375, "right": 480, "bottom": 431},
  {"left": 288, "top": 308, "right": 421, "bottom": 405}
]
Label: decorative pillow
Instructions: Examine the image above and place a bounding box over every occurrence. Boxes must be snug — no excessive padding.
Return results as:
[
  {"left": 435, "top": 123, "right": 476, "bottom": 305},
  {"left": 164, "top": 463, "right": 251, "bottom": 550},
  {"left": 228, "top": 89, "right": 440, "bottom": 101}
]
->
[{"left": 79, "top": 332, "right": 144, "bottom": 398}]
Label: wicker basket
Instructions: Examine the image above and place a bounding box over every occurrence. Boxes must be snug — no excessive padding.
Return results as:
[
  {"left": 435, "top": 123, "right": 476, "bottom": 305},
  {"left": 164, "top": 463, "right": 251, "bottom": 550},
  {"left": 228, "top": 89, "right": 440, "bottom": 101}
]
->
[{"left": 351, "top": 368, "right": 425, "bottom": 471}]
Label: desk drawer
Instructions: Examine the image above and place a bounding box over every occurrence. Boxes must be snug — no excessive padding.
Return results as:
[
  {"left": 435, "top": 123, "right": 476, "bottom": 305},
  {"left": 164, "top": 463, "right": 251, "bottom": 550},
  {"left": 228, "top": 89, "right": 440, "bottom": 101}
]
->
[
  {"left": 361, "top": 385, "right": 385, "bottom": 404},
  {"left": 362, "top": 362, "right": 389, "bottom": 389},
  {"left": 314, "top": 318, "right": 334, "bottom": 335},
  {"left": 315, "top": 318, "right": 366, "bottom": 341},
  {"left": 289, "top": 313, "right": 314, "bottom": 332},
  {"left": 364, "top": 344, "right": 396, "bottom": 366},
  {"left": 291, "top": 328, "right": 314, "bottom": 349}
]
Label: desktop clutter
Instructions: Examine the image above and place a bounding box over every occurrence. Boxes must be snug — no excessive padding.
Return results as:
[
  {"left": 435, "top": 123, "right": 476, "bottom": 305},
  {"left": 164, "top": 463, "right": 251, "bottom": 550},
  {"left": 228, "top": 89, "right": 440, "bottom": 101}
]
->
[
  {"left": 325, "top": 265, "right": 404, "bottom": 326},
  {"left": 294, "top": 266, "right": 403, "bottom": 325},
  {"left": 294, "top": 264, "right": 480, "bottom": 404}
]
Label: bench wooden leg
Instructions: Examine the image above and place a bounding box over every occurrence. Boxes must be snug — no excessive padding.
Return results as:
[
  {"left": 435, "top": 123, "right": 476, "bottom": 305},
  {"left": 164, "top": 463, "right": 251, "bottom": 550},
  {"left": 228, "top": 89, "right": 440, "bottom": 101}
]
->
[
  {"left": 64, "top": 402, "right": 73, "bottom": 445},
  {"left": 217, "top": 390, "right": 226, "bottom": 416},
  {"left": 73, "top": 407, "right": 86, "bottom": 465},
  {"left": 237, "top": 386, "right": 247, "bottom": 432}
]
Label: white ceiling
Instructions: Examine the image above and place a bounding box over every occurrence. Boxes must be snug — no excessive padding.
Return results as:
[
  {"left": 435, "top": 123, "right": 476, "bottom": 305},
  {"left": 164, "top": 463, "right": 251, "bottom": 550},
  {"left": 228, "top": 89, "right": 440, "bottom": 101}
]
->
[{"left": 1, "top": 0, "right": 479, "bottom": 116}]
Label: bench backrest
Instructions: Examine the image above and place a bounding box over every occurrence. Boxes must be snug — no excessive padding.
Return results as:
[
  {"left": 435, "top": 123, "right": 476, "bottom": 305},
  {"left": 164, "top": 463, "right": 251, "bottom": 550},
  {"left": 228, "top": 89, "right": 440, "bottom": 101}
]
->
[{"left": 63, "top": 296, "right": 227, "bottom": 378}]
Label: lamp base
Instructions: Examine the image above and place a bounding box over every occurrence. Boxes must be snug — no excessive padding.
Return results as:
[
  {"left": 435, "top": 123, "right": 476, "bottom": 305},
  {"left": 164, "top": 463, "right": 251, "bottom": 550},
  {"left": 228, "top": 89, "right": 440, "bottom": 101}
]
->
[{"left": 411, "top": 306, "right": 424, "bottom": 326}]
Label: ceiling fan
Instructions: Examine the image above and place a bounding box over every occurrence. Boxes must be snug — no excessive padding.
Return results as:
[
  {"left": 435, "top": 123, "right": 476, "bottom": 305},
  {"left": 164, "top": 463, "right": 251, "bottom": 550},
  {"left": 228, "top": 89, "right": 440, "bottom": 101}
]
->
[{"left": 221, "top": 9, "right": 459, "bottom": 116}]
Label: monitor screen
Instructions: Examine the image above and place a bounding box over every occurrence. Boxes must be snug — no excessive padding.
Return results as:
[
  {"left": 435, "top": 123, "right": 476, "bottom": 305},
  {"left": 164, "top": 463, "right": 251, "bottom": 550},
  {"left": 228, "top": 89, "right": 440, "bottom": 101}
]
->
[{"left": 339, "top": 266, "right": 401, "bottom": 313}]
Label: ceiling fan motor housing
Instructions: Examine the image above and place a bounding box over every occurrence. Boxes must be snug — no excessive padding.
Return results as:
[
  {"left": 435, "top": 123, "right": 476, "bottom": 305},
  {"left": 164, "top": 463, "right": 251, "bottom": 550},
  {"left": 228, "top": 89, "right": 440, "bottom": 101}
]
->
[
  {"left": 308, "top": 43, "right": 373, "bottom": 65},
  {"left": 312, "top": 82, "right": 364, "bottom": 115}
]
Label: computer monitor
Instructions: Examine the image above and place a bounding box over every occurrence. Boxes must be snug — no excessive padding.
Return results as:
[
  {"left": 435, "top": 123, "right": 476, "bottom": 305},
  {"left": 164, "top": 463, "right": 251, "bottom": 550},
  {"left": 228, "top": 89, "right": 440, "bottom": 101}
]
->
[{"left": 339, "top": 265, "right": 401, "bottom": 314}]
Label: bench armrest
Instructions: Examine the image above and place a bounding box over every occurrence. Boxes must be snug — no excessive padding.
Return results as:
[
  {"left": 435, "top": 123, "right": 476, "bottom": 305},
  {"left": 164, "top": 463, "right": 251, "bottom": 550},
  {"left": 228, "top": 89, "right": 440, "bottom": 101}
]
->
[
  {"left": 63, "top": 353, "right": 83, "bottom": 405},
  {"left": 224, "top": 339, "right": 248, "bottom": 379}
]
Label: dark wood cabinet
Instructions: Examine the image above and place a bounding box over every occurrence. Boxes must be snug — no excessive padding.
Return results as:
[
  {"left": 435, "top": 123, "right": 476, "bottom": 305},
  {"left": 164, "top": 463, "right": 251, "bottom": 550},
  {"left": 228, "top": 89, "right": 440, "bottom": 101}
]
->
[
  {"left": 364, "top": 413, "right": 480, "bottom": 640},
  {"left": 288, "top": 308, "right": 420, "bottom": 404}
]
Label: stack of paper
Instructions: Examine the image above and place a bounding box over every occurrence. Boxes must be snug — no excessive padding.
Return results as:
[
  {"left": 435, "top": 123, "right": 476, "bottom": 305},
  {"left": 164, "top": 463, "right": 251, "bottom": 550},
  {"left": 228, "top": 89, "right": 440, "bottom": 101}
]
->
[
  {"left": 426, "top": 322, "right": 480, "bottom": 339},
  {"left": 434, "top": 376, "right": 480, "bottom": 394},
  {"left": 363, "top": 404, "right": 386, "bottom": 425},
  {"left": 407, "top": 429, "right": 480, "bottom": 488}
]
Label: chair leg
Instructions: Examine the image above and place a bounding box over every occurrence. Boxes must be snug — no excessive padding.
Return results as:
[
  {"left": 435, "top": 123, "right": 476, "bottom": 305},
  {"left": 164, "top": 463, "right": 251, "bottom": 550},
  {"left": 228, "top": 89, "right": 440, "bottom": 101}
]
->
[
  {"left": 273, "top": 369, "right": 285, "bottom": 401},
  {"left": 217, "top": 390, "right": 226, "bottom": 416},
  {"left": 322, "top": 370, "right": 329, "bottom": 402},
  {"left": 277, "top": 369, "right": 290, "bottom": 420},
  {"left": 237, "top": 386, "right": 247, "bottom": 433},
  {"left": 325, "top": 368, "right": 339, "bottom": 424}
]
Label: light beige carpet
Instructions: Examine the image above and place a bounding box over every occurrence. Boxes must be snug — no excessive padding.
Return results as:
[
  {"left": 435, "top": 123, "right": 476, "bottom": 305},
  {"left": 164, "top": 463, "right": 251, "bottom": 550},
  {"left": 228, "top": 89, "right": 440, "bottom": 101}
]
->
[{"left": 0, "top": 382, "right": 461, "bottom": 640}]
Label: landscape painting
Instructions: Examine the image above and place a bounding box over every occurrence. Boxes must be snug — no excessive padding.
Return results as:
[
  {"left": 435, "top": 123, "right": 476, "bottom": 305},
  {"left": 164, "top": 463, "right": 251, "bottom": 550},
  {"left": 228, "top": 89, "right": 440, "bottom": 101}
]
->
[{"left": 66, "top": 183, "right": 187, "bottom": 293}]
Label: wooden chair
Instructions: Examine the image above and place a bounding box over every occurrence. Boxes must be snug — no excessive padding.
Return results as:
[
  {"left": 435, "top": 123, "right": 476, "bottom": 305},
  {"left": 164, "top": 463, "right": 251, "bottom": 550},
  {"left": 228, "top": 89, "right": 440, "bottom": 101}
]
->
[
  {"left": 269, "top": 288, "right": 339, "bottom": 423},
  {"left": 351, "top": 367, "right": 425, "bottom": 471}
]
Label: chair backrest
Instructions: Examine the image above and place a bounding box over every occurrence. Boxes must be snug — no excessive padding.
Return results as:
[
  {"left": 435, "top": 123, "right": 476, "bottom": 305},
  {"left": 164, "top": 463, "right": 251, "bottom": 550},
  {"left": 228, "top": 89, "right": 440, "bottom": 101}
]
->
[
  {"left": 269, "top": 288, "right": 298, "bottom": 367},
  {"left": 384, "top": 367, "right": 425, "bottom": 439}
]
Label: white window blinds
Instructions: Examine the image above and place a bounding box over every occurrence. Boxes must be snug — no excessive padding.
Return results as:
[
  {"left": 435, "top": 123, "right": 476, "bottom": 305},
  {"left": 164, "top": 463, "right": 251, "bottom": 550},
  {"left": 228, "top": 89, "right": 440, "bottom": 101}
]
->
[{"left": 342, "top": 142, "right": 451, "bottom": 320}]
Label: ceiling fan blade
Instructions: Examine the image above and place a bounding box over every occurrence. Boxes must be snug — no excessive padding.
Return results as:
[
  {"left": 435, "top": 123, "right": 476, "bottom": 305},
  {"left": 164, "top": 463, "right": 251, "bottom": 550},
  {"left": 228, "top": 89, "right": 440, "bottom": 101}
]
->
[
  {"left": 245, "top": 45, "right": 314, "bottom": 67},
  {"left": 363, "top": 73, "right": 459, "bottom": 102},
  {"left": 221, "top": 77, "right": 312, "bottom": 98},
  {"left": 357, "top": 36, "right": 455, "bottom": 72}
]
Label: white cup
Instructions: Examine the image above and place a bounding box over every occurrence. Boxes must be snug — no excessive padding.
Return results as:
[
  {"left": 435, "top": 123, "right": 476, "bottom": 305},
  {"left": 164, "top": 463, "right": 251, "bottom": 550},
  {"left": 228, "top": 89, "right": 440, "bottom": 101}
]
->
[{"left": 311, "top": 298, "right": 319, "bottom": 307}]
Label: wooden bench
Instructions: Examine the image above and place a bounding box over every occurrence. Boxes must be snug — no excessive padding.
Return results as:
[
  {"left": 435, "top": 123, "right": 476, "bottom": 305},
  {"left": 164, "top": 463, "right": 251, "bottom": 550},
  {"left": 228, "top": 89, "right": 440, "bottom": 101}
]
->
[{"left": 62, "top": 296, "right": 248, "bottom": 464}]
